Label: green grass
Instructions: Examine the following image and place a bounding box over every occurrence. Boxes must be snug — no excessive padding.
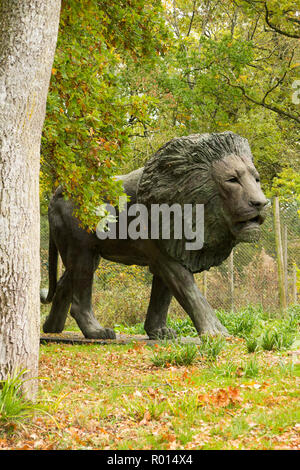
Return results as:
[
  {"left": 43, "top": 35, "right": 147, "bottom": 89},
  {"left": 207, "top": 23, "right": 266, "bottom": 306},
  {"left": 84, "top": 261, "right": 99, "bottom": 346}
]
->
[
  {"left": 115, "top": 304, "right": 300, "bottom": 349},
  {"left": 245, "top": 335, "right": 260, "bottom": 353},
  {"left": 216, "top": 305, "right": 262, "bottom": 337},
  {"left": 0, "top": 369, "right": 44, "bottom": 425},
  {"left": 243, "top": 356, "right": 260, "bottom": 378},
  {"left": 150, "top": 341, "right": 199, "bottom": 367},
  {"left": 3, "top": 304, "right": 298, "bottom": 450},
  {"left": 198, "top": 334, "right": 226, "bottom": 361},
  {"left": 2, "top": 333, "right": 298, "bottom": 450}
]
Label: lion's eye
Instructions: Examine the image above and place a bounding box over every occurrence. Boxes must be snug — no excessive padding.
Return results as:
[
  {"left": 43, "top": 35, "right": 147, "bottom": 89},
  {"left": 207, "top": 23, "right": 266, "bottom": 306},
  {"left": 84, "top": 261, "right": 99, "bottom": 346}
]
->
[
  {"left": 255, "top": 177, "right": 260, "bottom": 183},
  {"left": 227, "top": 177, "right": 238, "bottom": 183}
]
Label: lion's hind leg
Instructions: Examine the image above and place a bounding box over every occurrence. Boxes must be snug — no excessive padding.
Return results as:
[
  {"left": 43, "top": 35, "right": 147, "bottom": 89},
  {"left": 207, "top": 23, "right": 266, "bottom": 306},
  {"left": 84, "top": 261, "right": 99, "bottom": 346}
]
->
[
  {"left": 43, "top": 270, "right": 72, "bottom": 333},
  {"left": 69, "top": 251, "right": 116, "bottom": 340}
]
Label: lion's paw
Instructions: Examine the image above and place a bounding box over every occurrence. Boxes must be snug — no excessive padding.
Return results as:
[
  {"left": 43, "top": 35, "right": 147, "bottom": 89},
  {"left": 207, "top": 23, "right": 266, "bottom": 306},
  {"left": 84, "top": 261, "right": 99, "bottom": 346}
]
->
[
  {"left": 83, "top": 327, "right": 116, "bottom": 340},
  {"left": 147, "top": 327, "right": 177, "bottom": 340}
]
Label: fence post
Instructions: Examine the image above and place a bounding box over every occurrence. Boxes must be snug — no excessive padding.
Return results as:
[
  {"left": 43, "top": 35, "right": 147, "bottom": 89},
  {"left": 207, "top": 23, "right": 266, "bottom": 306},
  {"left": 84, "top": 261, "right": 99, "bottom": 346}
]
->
[
  {"left": 283, "top": 224, "right": 288, "bottom": 303},
  {"left": 273, "top": 197, "right": 287, "bottom": 313},
  {"left": 293, "top": 264, "right": 298, "bottom": 304},
  {"left": 229, "top": 250, "right": 234, "bottom": 311}
]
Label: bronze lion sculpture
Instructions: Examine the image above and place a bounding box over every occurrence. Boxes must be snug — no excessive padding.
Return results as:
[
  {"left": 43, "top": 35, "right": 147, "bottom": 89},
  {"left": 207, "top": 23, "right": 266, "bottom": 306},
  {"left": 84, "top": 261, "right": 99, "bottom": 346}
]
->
[{"left": 41, "top": 132, "right": 268, "bottom": 339}]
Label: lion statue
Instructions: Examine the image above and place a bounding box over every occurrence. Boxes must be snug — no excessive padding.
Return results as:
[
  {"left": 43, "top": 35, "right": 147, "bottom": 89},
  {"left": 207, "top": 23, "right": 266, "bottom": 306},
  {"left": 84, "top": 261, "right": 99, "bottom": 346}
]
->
[{"left": 41, "top": 131, "right": 268, "bottom": 339}]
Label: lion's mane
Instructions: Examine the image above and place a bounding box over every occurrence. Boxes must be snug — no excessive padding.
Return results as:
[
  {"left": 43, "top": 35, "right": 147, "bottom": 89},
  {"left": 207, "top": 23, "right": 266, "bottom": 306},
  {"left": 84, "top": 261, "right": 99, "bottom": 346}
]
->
[{"left": 137, "top": 131, "right": 253, "bottom": 273}]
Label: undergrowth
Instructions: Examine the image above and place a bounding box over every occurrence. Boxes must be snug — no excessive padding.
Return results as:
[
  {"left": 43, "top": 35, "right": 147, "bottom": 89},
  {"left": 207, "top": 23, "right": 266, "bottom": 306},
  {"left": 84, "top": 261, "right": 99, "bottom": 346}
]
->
[
  {"left": 116, "top": 304, "right": 300, "bottom": 353},
  {"left": 0, "top": 369, "right": 46, "bottom": 426}
]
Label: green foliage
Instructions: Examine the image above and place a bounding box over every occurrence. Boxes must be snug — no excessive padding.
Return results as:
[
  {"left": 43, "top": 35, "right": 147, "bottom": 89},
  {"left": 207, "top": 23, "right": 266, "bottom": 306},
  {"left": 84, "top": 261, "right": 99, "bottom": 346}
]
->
[
  {"left": 122, "top": 393, "right": 167, "bottom": 421},
  {"left": 115, "top": 322, "right": 146, "bottom": 335},
  {"left": 243, "top": 356, "right": 260, "bottom": 378},
  {"left": 198, "top": 335, "right": 226, "bottom": 361},
  {"left": 0, "top": 370, "right": 42, "bottom": 424},
  {"left": 211, "top": 361, "right": 239, "bottom": 378},
  {"left": 236, "top": 0, "right": 300, "bottom": 39},
  {"left": 41, "top": 0, "right": 300, "bottom": 226},
  {"left": 120, "top": 0, "right": 300, "bottom": 193},
  {"left": 114, "top": 305, "right": 299, "bottom": 352},
  {"left": 245, "top": 336, "right": 260, "bottom": 354},
  {"left": 42, "top": 0, "right": 168, "bottom": 226},
  {"left": 272, "top": 168, "right": 300, "bottom": 204},
  {"left": 150, "top": 341, "right": 199, "bottom": 367},
  {"left": 166, "top": 317, "right": 198, "bottom": 337},
  {"left": 260, "top": 327, "right": 295, "bottom": 351},
  {"left": 216, "top": 305, "right": 262, "bottom": 338}
]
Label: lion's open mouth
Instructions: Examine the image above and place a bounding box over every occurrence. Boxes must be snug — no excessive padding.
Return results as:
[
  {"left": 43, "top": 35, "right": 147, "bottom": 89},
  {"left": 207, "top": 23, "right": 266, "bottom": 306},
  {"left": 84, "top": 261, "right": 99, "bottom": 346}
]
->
[{"left": 235, "top": 214, "right": 263, "bottom": 233}]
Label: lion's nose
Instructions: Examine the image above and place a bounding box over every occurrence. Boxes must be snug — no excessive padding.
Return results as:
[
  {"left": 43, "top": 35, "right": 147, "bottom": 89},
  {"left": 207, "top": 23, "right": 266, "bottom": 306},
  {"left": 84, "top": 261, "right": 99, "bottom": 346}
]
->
[{"left": 249, "top": 198, "right": 268, "bottom": 211}]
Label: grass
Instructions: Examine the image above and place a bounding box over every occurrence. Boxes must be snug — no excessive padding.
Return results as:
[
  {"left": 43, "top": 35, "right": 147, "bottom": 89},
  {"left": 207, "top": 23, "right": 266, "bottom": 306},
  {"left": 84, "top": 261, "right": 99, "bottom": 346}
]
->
[
  {"left": 245, "top": 335, "right": 260, "bottom": 353},
  {"left": 115, "top": 304, "right": 300, "bottom": 353},
  {"left": 243, "top": 356, "right": 260, "bottom": 378},
  {"left": 198, "top": 335, "right": 226, "bottom": 361},
  {"left": 150, "top": 341, "right": 199, "bottom": 367},
  {"left": 0, "top": 369, "right": 49, "bottom": 426},
  {"left": 1, "top": 305, "right": 299, "bottom": 450}
]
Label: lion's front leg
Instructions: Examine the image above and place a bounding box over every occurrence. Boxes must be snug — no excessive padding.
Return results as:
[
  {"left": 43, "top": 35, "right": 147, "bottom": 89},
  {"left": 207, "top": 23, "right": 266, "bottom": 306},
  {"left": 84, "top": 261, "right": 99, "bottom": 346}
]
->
[
  {"left": 144, "top": 275, "right": 176, "bottom": 340},
  {"left": 152, "top": 257, "right": 229, "bottom": 337}
]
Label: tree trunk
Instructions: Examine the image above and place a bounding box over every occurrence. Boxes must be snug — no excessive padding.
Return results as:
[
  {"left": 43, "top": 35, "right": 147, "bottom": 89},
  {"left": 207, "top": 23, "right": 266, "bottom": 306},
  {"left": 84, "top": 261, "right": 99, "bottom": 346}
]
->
[{"left": 0, "top": 1, "right": 61, "bottom": 399}]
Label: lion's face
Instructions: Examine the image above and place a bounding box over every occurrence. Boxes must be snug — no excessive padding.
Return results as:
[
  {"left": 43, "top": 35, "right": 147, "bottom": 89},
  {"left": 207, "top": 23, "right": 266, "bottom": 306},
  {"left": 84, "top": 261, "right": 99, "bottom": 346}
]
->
[{"left": 211, "top": 154, "right": 268, "bottom": 242}]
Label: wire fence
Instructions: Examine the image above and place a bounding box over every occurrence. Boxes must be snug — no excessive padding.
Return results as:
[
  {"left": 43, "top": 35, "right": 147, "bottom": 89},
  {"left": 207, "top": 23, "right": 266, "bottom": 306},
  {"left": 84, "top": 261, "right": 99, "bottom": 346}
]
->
[{"left": 40, "top": 198, "right": 300, "bottom": 325}]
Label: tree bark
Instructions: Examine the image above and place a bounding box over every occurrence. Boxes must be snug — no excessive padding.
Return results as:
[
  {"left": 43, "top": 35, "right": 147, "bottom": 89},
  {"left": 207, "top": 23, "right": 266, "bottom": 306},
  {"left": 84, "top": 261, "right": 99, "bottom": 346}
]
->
[{"left": 0, "top": 1, "right": 61, "bottom": 399}]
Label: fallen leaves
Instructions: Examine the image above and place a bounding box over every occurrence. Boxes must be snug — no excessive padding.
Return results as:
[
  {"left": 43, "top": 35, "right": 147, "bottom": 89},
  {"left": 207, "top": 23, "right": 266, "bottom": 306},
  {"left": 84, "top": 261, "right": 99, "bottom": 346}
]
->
[
  {"left": 1, "top": 341, "right": 299, "bottom": 450},
  {"left": 198, "top": 386, "right": 242, "bottom": 408},
  {"left": 139, "top": 410, "right": 151, "bottom": 425}
]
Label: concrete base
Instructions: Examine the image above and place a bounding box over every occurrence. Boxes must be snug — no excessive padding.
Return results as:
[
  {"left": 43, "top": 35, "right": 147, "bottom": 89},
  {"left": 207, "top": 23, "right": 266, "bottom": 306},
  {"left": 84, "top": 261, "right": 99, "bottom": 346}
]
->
[{"left": 40, "top": 331, "right": 201, "bottom": 346}]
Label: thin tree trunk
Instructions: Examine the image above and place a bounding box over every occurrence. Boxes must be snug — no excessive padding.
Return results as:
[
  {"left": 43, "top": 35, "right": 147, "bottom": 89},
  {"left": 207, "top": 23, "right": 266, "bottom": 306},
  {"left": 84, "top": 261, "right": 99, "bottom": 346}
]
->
[
  {"left": 0, "top": 1, "right": 61, "bottom": 399},
  {"left": 229, "top": 250, "right": 234, "bottom": 311},
  {"left": 273, "top": 197, "right": 287, "bottom": 314}
]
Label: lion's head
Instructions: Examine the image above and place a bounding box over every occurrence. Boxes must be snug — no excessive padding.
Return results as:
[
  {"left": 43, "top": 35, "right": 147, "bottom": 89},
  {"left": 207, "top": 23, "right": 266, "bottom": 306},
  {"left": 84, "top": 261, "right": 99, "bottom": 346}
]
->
[{"left": 137, "top": 131, "right": 268, "bottom": 273}]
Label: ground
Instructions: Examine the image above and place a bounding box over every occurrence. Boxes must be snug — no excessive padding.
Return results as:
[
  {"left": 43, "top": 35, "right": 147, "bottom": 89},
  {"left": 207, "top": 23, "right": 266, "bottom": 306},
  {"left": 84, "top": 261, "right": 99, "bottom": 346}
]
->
[{"left": 0, "top": 330, "right": 299, "bottom": 450}]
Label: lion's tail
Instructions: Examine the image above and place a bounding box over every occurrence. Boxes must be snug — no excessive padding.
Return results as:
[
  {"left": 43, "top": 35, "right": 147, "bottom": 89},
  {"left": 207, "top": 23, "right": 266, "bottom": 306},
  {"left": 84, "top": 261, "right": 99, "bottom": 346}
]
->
[{"left": 40, "top": 228, "right": 58, "bottom": 304}]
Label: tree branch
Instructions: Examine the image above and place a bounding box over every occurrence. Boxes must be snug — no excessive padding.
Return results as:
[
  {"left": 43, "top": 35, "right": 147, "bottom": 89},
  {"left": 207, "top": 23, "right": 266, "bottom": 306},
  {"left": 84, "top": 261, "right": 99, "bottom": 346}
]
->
[
  {"left": 221, "top": 74, "right": 300, "bottom": 124},
  {"left": 264, "top": 2, "right": 300, "bottom": 39},
  {"left": 262, "top": 50, "right": 295, "bottom": 104},
  {"left": 186, "top": 0, "right": 196, "bottom": 37}
]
